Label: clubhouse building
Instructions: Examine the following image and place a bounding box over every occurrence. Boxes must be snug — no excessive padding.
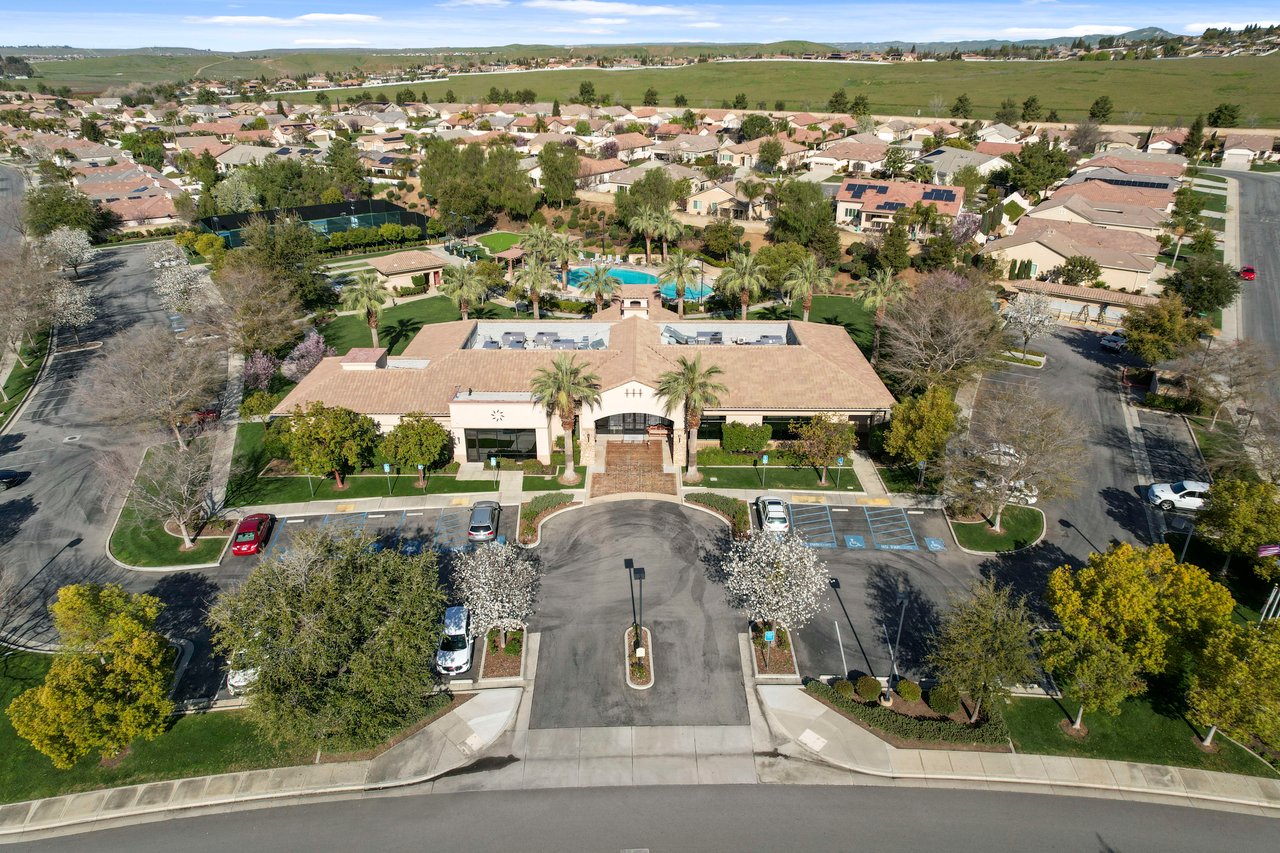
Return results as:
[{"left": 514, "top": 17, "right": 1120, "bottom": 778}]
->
[{"left": 274, "top": 287, "right": 895, "bottom": 468}]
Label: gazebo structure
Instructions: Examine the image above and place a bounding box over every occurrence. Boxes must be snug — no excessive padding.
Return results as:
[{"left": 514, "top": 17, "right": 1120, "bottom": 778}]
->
[{"left": 494, "top": 246, "right": 525, "bottom": 278}]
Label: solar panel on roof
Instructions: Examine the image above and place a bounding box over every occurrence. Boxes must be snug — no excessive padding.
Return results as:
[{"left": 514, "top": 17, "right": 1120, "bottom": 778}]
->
[{"left": 876, "top": 201, "right": 906, "bottom": 211}]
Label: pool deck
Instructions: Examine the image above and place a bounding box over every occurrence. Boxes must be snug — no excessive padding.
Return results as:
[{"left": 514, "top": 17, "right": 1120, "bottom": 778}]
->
[{"left": 566, "top": 262, "right": 718, "bottom": 300}]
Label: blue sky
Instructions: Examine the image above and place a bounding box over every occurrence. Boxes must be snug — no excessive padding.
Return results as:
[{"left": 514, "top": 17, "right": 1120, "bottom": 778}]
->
[{"left": 4, "top": 1, "right": 1278, "bottom": 50}]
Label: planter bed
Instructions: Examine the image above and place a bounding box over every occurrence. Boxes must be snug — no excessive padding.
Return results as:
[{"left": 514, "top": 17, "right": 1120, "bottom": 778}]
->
[
  {"left": 805, "top": 680, "right": 1011, "bottom": 752},
  {"left": 625, "top": 625, "right": 653, "bottom": 689},
  {"left": 750, "top": 624, "right": 797, "bottom": 676},
  {"left": 481, "top": 629, "right": 524, "bottom": 679},
  {"left": 518, "top": 493, "right": 577, "bottom": 544}
]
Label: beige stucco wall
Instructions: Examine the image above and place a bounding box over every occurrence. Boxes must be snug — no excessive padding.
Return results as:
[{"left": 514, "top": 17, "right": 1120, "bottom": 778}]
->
[{"left": 449, "top": 398, "right": 554, "bottom": 463}]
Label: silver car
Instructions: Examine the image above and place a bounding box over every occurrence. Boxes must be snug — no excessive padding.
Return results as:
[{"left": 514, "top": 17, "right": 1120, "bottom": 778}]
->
[
  {"left": 467, "top": 501, "right": 501, "bottom": 542},
  {"left": 756, "top": 495, "right": 790, "bottom": 533}
]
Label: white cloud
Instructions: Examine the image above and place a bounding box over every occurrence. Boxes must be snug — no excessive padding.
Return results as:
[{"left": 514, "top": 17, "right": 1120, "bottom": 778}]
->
[
  {"left": 997, "top": 24, "right": 1131, "bottom": 38},
  {"left": 293, "top": 38, "right": 372, "bottom": 45},
  {"left": 438, "top": 0, "right": 511, "bottom": 7},
  {"left": 1185, "top": 21, "right": 1279, "bottom": 31},
  {"left": 686, "top": 21, "right": 721, "bottom": 29},
  {"left": 524, "top": 0, "right": 695, "bottom": 17},
  {"left": 581, "top": 17, "right": 628, "bottom": 24},
  {"left": 187, "top": 13, "right": 380, "bottom": 26}
]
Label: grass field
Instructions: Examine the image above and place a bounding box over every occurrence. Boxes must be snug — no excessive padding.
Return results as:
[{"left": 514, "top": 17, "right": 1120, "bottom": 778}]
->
[
  {"left": 476, "top": 231, "right": 522, "bottom": 254},
  {"left": 109, "top": 506, "right": 227, "bottom": 568},
  {"left": 320, "top": 295, "right": 514, "bottom": 355},
  {"left": 0, "top": 650, "right": 312, "bottom": 805},
  {"left": 748, "top": 294, "right": 875, "bottom": 351},
  {"left": 701, "top": 465, "right": 861, "bottom": 491},
  {"left": 1193, "top": 190, "right": 1228, "bottom": 213},
  {"left": 950, "top": 505, "right": 1044, "bottom": 551},
  {"left": 276, "top": 56, "right": 1280, "bottom": 124},
  {"left": 1003, "top": 693, "right": 1277, "bottom": 779}
]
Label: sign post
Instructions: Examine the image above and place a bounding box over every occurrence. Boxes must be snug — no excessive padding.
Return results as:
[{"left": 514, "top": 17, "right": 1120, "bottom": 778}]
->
[
  {"left": 383, "top": 462, "right": 392, "bottom": 496},
  {"left": 417, "top": 463, "right": 426, "bottom": 492},
  {"left": 761, "top": 453, "right": 769, "bottom": 489},
  {"left": 489, "top": 455, "right": 499, "bottom": 486},
  {"left": 917, "top": 459, "right": 927, "bottom": 488},
  {"left": 836, "top": 455, "right": 845, "bottom": 489}
]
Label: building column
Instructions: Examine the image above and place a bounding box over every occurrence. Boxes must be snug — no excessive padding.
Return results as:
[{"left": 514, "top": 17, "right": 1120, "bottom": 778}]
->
[
  {"left": 535, "top": 425, "right": 552, "bottom": 465},
  {"left": 672, "top": 428, "right": 687, "bottom": 469},
  {"left": 451, "top": 429, "right": 468, "bottom": 464}
]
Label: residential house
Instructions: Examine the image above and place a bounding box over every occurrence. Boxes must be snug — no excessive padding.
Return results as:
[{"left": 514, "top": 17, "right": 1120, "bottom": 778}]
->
[
  {"left": 595, "top": 161, "right": 706, "bottom": 197},
  {"left": 806, "top": 141, "right": 890, "bottom": 174},
  {"left": 650, "top": 133, "right": 721, "bottom": 163},
  {"left": 1060, "top": 167, "right": 1181, "bottom": 193},
  {"left": 1077, "top": 153, "right": 1185, "bottom": 178},
  {"left": 1220, "top": 134, "right": 1276, "bottom": 170},
  {"left": 975, "top": 123, "right": 1022, "bottom": 145},
  {"left": 909, "top": 122, "right": 962, "bottom": 143},
  {"left": 1051, "top": 180, "right": 1174, "bottom": 211},
  {"left": 611, "top": 132, "right": 656, "bottom": 162},
  {"left": 1098, "top": 130, "right": 1143, "bottom": 152},
  {"left": 685, "top": 181, "right": 769, "bottom": 222},
  {"left": 874, "top": 119, "right": 914, "bottom": 143},
  {"left": 833, "top": 179, "right": 965, "bottom": 232},
  {"left": 1022, "top": 193, "right": 1166, "bottom": 236},
  {"left": 975, "top": 141, "right": 1022, "bottom": 158},
  {"left": 1146, "top": 129, "right": 1188, "bottom": 155},
  {"left": 915, "top": 147, "right": 1006, "bottom": 184},
  {"left": 979, "top": 218, "right": 1162, "bottom": 292},
  {"left": 366, "top": 249, "right": 450, "bottom": 291},
  {"left": 717, "top": 134, "right": 806, "bottom": 170}
]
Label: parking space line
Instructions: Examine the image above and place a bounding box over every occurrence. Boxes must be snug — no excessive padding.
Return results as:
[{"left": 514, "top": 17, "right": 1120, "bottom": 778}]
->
[
  {"left": 788, "top": 503, "right": 838, "bottom": 548},
  {"left": 863, "top": 506, "right": 920, "bottom": 551},
  {"left": 286, "top": 518, "right": 305, "bottom": 523}
]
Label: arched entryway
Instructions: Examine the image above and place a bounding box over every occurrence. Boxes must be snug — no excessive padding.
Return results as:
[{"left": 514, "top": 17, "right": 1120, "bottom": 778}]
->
[{"left": 589, "top": 413, "right": 678, "bottom": 496}]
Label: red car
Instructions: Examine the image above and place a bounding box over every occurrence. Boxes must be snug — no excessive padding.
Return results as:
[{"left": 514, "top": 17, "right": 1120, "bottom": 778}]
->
[
  {"left": 1240, "top": 266, "right": 1256, "bottom": 281},
  {"left": 231, "top": 513, "right": 275, "bottom": 556}
]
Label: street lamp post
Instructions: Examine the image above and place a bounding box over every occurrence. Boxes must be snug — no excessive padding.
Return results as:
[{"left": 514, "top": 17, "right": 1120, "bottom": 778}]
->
[
  {"left": 634, "top": 566, "right": 646, "bottom": 641},
  {"left": 883, "top": 588, "right": 908, "bottom": 703}
]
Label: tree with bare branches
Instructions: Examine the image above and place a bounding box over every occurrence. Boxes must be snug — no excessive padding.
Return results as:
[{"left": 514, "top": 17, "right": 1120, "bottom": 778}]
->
[
  {"left": 84, "top": 326, "right": 224, "bottom": 450},
  {"left": 1169, "top": 339, "right": 1276, "bottom": 432},
  {"left": 101, "top": 441, "right": 213, "bottom": 549},
  {"left": 944, "top": 381, "right": 1084, "bottom": 532},
  {"left": 197, "top": 258, "right": 302, "bottom": 355}
]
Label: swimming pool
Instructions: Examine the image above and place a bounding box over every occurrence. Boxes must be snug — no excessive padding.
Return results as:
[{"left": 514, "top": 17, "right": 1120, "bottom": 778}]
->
[{"left": 567, "top": 266, "right": 713, "bottom": 301}]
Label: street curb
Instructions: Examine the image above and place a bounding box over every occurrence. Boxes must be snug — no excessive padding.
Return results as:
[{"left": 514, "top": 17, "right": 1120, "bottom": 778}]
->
[
  {"left": 0, "top": 327, "right": 57, "bottom": 439},
  {"left": 944, "top": 505, "right": 1047, "bottom": 557}
]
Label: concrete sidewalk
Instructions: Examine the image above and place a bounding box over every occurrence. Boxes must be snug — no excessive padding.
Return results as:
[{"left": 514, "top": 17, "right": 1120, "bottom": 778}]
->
[
  {"left": 0, "top": 688, "right": 521, "bottom": 841},
  {"left": 758, "top": 684, "right": 1280, "bottom": 815}
]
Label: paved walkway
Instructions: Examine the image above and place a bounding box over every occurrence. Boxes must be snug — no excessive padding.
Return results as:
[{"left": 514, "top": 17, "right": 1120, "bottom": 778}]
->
[
  {"left": 757, "top": 685, "right": 1280, "bottom": 815},
  {"left": 0, "top": 688, "right": 522, "bottom": 840},
  {"left": 1220, "top": 174, "right": 1243, "bottom": 342}
]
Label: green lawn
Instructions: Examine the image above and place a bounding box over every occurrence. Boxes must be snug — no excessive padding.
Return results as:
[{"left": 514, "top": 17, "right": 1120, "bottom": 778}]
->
[
  {"left": 1201, "top": 215, "right": 1225, "bottom": 232},
  {"left": 877, "top": 465, "right": 942, "bottom": 495},
  {"left": 0, "top": 651, "right": 311, "bottom": 805},
  {"left": 748, "top": 294, "right": 875, "bottom": 352},
  {"left": 701, "top": 464, "right": 861, "bottom": 491},
  {"left": 0, "top": 333, "right": 50, "bottom": 431},
  {"left": 476, "top": 231, "right": 522, "bottom": 254},
  {"left": 523, "top": 467, "right": 588, "bottom": 491},
  {"left": 1251, "top": 162, "right": 1280, "bottom": 173},
  {"left": 1196, "top": 173, "right": 1228, "bottom": 184},
  {"left": 949, "top": 505, "right": 1043, "bottom": 552},
  {"left": 1003, "top": 694, "right": 1277, "bottom": 779},
  {"left": 226, "top": 422, "right": 494, "bottom": 508},
  {"left": 109, "top": 507, "right": 227, "bottom": 568},
  {"left": 1192, "top": 190, "right": 1227, "bottom": 214},
  {"left": 320, "top": 296, "right": 515, "bottom": 355}
]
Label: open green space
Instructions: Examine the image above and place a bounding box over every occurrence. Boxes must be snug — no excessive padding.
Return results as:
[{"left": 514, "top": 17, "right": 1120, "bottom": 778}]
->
[
  {"left": 522, "top": 467, "right": 589, "bottom": 491},
  {"left": 949, "top": 505, "right": 1043, "bottom": 552},
  {"left": 319, "top": 296, "right": 514, "bottom": 355},
  {"left": 1192, "top": 190, "right": 1228, "bottom": 214},
  {"left": 748, "top": 294, "right": 874, "bottom": 351},
  {"left": 701, "top": 465, "right": 861, "bottom": 491},
  {"left": 1250, "top": 161, "right": 1280, "bottom": 173},
  {"left": 476, "top": 231, "right": 522, "bottom": 255},
  {"left": 0, "top": 333, "right": 50, "bottom": 431},
  {"left": 281, "top": 56, "right": 1280, "bottom": 123},
  {"left": 877, "top": 465, "right": 942, "bottom": 495},
  {"left": 109, "top": 506, "right": 227, "bottom": 568},
  {"left": 1003, "top": 693, "right": 1277, "bottom": 779},
  {"left": 0, "top": 650, "right": 312, "bottom": 805},
  {"left": 227, "top": 423, "right": 495, "bottom": 507}
]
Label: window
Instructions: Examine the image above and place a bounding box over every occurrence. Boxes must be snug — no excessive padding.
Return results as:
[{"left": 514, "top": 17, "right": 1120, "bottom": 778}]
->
[
  {"left": 464, "top": 429, "right": 536, "bottom": 463},
  {"left": 697, "top": 416, "right": 725, "bottom": 440},
  {"left": 762, "top": 416, "right": 801, "bottom": 441}
]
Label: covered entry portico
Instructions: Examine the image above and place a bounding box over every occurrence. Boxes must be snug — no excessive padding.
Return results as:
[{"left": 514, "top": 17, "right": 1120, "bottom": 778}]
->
[{"left": 580, "top": 381, "right": 681, "bottom": 473}]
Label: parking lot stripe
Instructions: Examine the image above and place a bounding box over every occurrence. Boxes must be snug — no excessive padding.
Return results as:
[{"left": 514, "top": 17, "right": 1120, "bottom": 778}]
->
[
  {"left": 286, "top": 518, "right": 305, "bottom": 523},
  {"left": 368, "top": 513, "right": 386, "bottom": 518},
  {"left": 406, "top": 512, "right": 423, "bottom": 517}
]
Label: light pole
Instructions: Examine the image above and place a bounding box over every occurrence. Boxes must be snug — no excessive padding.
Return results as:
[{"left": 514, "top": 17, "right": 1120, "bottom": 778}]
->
[
  {"left": 634, "top": 566, "right": 646, "bottom": 639},
  {"left": 883, "top": 587, "right": 908, "bottom": 703}
]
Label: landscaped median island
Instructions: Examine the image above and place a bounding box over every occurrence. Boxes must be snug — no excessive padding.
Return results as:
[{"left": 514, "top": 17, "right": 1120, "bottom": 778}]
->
[
  {"left": 750, "top": 623, "right": 796, "bottom": 677},
  {"left": 684, "top": 492, "right": 750, "bottom": 538},
  {"left": 948, "top": 505, "right": 1045, "bottom": 553},
  {"left": 805, "top": 678, "right": 1011, "bottom": 750},
  {"left": 625, "top": 625, "right": 653, "bottom": 689},
  {"left": 481, "top": 629, "right": 524, "bottom": 679},
  {"left": 0, "top": 330, "right": 49, "bottom": 431},
  {"left": 518, "top": 492, "right": 575, "bottom": 544}
]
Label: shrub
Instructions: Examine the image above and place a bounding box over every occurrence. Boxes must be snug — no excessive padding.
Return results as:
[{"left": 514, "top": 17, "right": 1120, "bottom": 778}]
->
[
  {"left": 856, "top": 675, "right": 882, "bottom": 701},
  {"left": 1143, "top": 392, "right": 1210, "bottom": 415},
  {"left": 927, "top": 683, "right": 961, "bottom": 716},
  {"left": 722, "top": 421, "right": 772, "bottom": 455},
  {"left": 521, "top": 458, "right": 553, "bottom": 475},
  {"left": 895, "top": 678, "right": 922, "bottom": 703},
  {"left": 552, "top": 215, "right": 565, "bottom": 229},
  {"left": 806, "top": 680, "right": 1009, "bottom": 746},
  {"left": 519, "top": 492, "right": 573, "bottom": 540},
  {"left": 529, "top": 210, "right": 547, "bottom": 226},
  {"left": 685, "top": 492, "right": 750, "bottom": 538},
  {"left": 833, "top": 678, "right": 855, "bottom": 699},
  {"left": 696, "top": 447, "right": 760, "bottom": 466},
  {"left": 410, "top": 273, "right": 426, "bottom": 288},
  {"left": 239, "top": 390, "right": 282, "bottom": 421}
]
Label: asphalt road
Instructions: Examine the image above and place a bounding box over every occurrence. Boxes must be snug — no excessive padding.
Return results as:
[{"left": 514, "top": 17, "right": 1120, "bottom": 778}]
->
[
  {"left": 1221, "top": 169, "right": 1280, "bottom": 362},
  {"left": 0, "top": 163, "right": 25, "bottom": 245},
  {"left": 0, "top": 245, "right": 181, "bottom": 649},
  {"left": 17, "top": 784, "right": 1277, "bottom": 852},
  {"left": 527, "top": 500, "right": 748, "bottom": 729}
]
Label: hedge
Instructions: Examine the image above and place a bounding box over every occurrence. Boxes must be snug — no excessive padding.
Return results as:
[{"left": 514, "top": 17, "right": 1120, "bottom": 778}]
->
[
  {"left": 696, "top": 447, "right": 762, "bottom": 466},
  {"left": 685, "top": 492, "right": 750, "bottom": 538},
  {"left": 722, "top": 422, "right": 772, "bottom": 455},
  {"left": 805, "top": 680, "right": 1009, "bottom": 746},
  {"left": 1143, "top": 392, "right": 1210, "bottom": 416}
]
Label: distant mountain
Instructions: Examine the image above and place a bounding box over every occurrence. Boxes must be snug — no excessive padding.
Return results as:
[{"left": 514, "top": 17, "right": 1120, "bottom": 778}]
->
[{"left": 830, "top": 27, "right": 1181, "bottom": 53}]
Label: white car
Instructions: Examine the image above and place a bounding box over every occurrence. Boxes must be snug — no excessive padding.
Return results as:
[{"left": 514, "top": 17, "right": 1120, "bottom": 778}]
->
[
  {"left": 756, "top": 496, "right": 790, "bottom": 533},
  {"left": 436, "top": 606, "right": 474, "bottom": 676},
  {"left": 1099, "top": 329, "right": 1128, "bottom": 351},
  {"left": 1148, "top": 480, "right": 1210, "bottom": 512}
]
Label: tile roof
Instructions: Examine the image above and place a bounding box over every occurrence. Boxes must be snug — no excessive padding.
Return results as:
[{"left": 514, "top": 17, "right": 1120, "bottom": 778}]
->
[
  {"left": 1024, "top": 194, "right": 1166, "bottom": 230},
  {"left": 815, "top": 141, "right": 890, "bottom": 162},
  {"left": 1221, "top": 134, "right": 1276, "bottom": 153},
  {"left": 366, "top": 250, "right": 449, "bottom": 275},
  {"left": 1008, "top": 279, "right": 1159, "bottom": 308},
  {"left": 1079, "top": 155, "right": 1185, "bottom": 178},
  {"left": 1052, "top": 185, "right": 1175, "bottom": 213},
  {"left": 834, "top": 179, "right": 965, "bottom": 217}
]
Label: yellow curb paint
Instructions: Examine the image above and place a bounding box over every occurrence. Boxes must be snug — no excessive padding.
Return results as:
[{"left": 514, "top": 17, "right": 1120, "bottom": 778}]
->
[
  {"left": 450, "top": 497, "right": 471, "bottom": 506},
  {"left": 334, "top": 503, "right": 356, "bottom": 512},
  {"left": 791, "top": 495, "right": 827, "bottom": 504},
  {"left": 856, "top": 497, "right": 892, "bottom": 506}
]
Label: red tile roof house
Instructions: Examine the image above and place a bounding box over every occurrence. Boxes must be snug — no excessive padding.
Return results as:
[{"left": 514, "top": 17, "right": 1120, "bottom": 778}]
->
[
  {"left": 365, "top": 249, "right": 450, "bottom": 292},
  {"left": 979, "top": 218, "right": 1163, "bottom": 293},
  {"left": 272, "top": 286, "right": 894, "bottom": 468},
  {"left": 1146, "top": 129, "right": 1188, "bottom": 155},
  {"left": 806, "top": 141, "right": 890, "bottom": 174},
  {"left": 834, "top": 179, "right": 965, "bottom": 233},
  {"left": 717, "top": 135, "right": 807, "bottom": 170},
  {"left": 1050, "top": 181, "right": 1174, "bottom": 211}
]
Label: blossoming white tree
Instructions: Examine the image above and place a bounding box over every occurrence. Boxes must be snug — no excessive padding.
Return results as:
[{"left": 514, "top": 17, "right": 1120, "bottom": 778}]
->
[
  {"left": 154, "top": 263, "right": 205, "bottom": 313},
  {"left": 49, "top": 280, "right": 96, "bottom": 344},
  {"left": 36, "top": 226, "right": 97, "bottom": 278},
  {"left": 716, "top": 531, "right": 828, "bottom": 658},
  {"left": 146, "top": 241, "right": 184, "bottom": 269},
  {"left": 1003, "top": 292, "right": 1056, "bottom": 359},
  {"left": 451, "top": 542, "right": 540, "bottom": 646}
]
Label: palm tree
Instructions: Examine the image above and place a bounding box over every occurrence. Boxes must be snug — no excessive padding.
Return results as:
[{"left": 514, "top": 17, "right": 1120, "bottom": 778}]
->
[
  {"left": 736, "top": 178, "right": 765, "bottom": 221},
  {"left": 716, "top": 250, "right": 767, "bottom": 321},
  {"left": 529, "top": 354, "right": 601, "bottom": 485},
  {"left": 520, "top": 223, "right": 554, "bottom": 258},
  {"left": 783, "top": 254, "right": 832, "bottom": 322},
  {"left": 628, "top": 205, "right": 662, "bottom": 265},
  {"left": 341, "top": 271, "right": 388, "bottom": 348},
  {"left": 653, "top": 209, "right": 684, "bottom": 263},
  {"left": 659, "top": 248, "right": 701, "bottom": 318},
  {"left": 906, "top": 200, "right": 941, "bottom": 240},
  {"left": 439, "top": 263, "right": 488, "bottom": 320},
  {"left": 546, "top": 232, "right": 578, "bottom": 288},
  {"left": 655, "top": 355, "right": 727, "bottom": 483},
  {"left": 577, "top": 264, "right": 617, "bottom": 313},
  {"left": 515, "top": 255, "right": 555, "bottom": 320},
  {"left": 859, "top": 266, "right": 909, "bottom": 365}
]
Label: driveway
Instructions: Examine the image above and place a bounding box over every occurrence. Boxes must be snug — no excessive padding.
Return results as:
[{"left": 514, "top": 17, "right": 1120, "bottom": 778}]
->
[{"left": 527, "top": 500, "right": 748, "bottom": 729}]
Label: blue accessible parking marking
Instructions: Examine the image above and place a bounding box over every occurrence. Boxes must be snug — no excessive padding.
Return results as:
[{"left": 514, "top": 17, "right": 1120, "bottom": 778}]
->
[
  {"left": 844, "top": 535, "right": 866, "bottom": 549},
  {"left": 433, "top": 508, "right": 472, "bottom": 552},
  {"left": 925, "top": 537, "right": 947, "bottom": 552},
  {"left": 863, "top": 507, "right": 919, "bottom": 551},
  {"left": 789, "top": 503, "right": 838, "bottom": 548}
]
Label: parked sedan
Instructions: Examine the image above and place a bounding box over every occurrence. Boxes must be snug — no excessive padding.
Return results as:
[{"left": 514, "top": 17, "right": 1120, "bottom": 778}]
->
[
  {"left": 1099, "top": 329, "right": 1128, "bottom": 351},
  {"left": 436, "top": 606, "right": 474, "bottom": 676},
  {"left": 0, "top": 470, "right": 28, "bottom": 491},
  {"left": 1147, "top": 480, "right": 1210, "bottom": 512},
  {"left": 467, "top": 501, "right": 501, "bottom": 542},
  {"left": 756, "top": 495, "right": 790, "bottom": 533},
  {"left": 231, "top": 513, "right": 276, "bottom": 556},
  {"left": 1240, "top": 265, "right": 1256, "bottom": 281}
]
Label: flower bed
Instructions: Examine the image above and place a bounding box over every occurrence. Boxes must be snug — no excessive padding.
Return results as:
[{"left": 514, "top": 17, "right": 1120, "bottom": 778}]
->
[
  {"left": 685, "top": 492, "right": 750, "bottom": 538},
  {"left": 518, "top": 493, "right": 575, "bottom": 543},
  {"left": 481, "top": 629, "right": 524, "bottom": 679},
  {"left": 805, "top": 680, "right": 1010, "bottom": 750},
  {"left": 750, "top": 623, "right": 796, "bottom": 675}
]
